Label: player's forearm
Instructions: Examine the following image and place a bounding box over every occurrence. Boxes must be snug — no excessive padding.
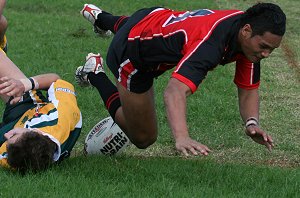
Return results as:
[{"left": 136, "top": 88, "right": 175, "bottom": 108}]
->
[
  {"left": 164, "top": 78, "right": 191, "bottom": 140},
  {"left": 20, "top": 73, "right": 60, "bottom": 92},
  {"left": 238, "top": 87, "right": 260, "bottom": 124},
  {"left": 31, "top": 73, "right": 61, "bottom": 90},
  {"left": 0, "top": 52, "right": 27, "bottom": 79},
  {"left": 164, "top": 95, "right": 189, "bottom": 140}
]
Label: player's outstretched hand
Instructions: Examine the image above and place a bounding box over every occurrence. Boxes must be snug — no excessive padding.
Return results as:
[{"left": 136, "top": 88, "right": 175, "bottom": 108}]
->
[
  {"left": 0, "top": 77, "right": 25, "bottom": 104},
  {"left": 175, "top": 136, "right": 211, "bottom": 156},
  {"left": 245, "top": 125, "right": 274, "bottom": 151}
]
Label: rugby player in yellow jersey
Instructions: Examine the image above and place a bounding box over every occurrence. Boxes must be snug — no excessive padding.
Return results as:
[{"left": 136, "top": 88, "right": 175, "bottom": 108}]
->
[{"left": 0, "top": 69, "right": 82, "bottom": 172}]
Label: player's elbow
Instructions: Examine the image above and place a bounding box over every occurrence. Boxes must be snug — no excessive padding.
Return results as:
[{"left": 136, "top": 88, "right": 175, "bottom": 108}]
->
[{"left": 53, "top": 73, "right": 61, "bottom": 80}]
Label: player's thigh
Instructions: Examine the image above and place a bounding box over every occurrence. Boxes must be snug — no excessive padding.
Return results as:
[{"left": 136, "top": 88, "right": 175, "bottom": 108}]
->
[{"left": 116, "top": 83, "right": 157, "bottom": 138}]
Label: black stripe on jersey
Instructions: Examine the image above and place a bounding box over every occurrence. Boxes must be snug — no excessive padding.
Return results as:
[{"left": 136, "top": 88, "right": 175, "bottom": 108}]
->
[{"left": 253, "top": 62, "right": 260, "bottom": 84}]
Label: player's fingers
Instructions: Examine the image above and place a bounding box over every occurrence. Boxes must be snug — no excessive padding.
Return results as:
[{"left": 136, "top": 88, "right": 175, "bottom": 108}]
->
[
  {"left": 264, "top": 142, "right": 272, "bottom": 152},
  {"left": 259, "top": 131, "right": 268, "bottom": 142},
  {"left": 0, "top": 76, "right": 9, "bottom": 80},
  {"left": 0, "top": 76, "right": 9, "bottom": 82},
  {"left": 267, "top": 135, "right": 275, "bottom": 148},
  {"left": 0, "top": 83, "right": 6, "bottom": 90},
  {"left": 188, "top": 147, "right": 198, "bottom": 156},
  {"left": 200, "top": 150, "right": 208, "bottom": 156},
  {"left": 10, "top": 96, "right": 21, "bottom": 105},
  {"left": 202, "top": 145, "right": 211, "bottom": 153},
  {"left": 7, "top": 88, "right": 23, "bottom": 97},
  {"left": 269, "top": 141, "right": 275, "bottom": 148},
  {"left": 0, "top": 80, "right": 10, "bottom": 90},
  {"left": 193, "top": 146, "right": 207, "bottom": 156},
  {"left": 0, "top": 85, "right": 14, "bottom": 95},
  {"left": 179, "top": 147, "right": 189, "bottom": 157},
  {"left": 267, "top": 134, "right": 274, "bottom": 143}
]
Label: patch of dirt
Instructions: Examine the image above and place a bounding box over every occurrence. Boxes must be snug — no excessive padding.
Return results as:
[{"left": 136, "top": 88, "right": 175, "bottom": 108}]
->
[{"left": 281, "top": 39, "right": 300, "bottom": 81}]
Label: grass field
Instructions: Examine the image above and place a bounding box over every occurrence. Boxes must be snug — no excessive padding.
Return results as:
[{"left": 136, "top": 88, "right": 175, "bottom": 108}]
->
[{"left": 1, "top": 0, "right": 299, "bottom": 197}]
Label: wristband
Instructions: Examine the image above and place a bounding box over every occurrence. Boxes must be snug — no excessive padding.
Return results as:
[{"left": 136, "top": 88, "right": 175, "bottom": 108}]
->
[
  {"left": 245, "top": 117, "right": 259, "bottom": 128},
  {"left": 28, "top": 77, "right": 35, "bottom": 90},
  {"left": 28, "top": 77, "right": 39, "bottom": 90},
  {"left": 33, "top": 77, "right": 39, "bottom": 89},
  {"left": 20, "top": 77, "right": 39, "bottom": 92}
]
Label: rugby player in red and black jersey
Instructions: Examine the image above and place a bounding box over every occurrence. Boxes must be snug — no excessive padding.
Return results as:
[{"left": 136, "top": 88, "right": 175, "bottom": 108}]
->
[{"left": 76, "top": 3, "right": 286, "bottom": 156}]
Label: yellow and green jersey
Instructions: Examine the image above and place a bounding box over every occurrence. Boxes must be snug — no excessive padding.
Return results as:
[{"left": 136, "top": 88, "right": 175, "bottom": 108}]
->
[
  {"left": 0, "top": 35, "right": 7, "bottom": 53},
  {"left": 0, "top": 79, "right": 82, "bottom": 168}
]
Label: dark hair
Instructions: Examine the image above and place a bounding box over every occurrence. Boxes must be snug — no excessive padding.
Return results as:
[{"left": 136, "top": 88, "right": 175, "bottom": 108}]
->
[
  {"left": 240, "top": 3, "right": 286, "bottom": 36},
  {"left": 7, "top": 131, "right": 57, "bottom": 173}
]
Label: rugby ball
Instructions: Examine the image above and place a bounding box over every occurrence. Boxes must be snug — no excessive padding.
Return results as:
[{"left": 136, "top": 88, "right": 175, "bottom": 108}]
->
[{"left": 84, "top": 117, "right": 131, "bottom": 155}]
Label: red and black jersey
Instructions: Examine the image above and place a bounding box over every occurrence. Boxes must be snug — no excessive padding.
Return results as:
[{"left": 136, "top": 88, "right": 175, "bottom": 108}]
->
[{"left": 126, "top": 8, "right": 260, "bottom": 93}]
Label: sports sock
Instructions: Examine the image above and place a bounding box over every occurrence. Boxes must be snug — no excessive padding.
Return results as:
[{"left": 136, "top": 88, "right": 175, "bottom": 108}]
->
[
  {"left": 95, "top": 12, "right": 128, "bottom": 34},
  {"left": 88, "top": 73, "right": 121, "bottom": 120}
]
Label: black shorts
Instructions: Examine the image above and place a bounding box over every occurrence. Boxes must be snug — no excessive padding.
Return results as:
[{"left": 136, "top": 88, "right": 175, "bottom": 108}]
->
[{"left": 107, "top": 7, "right": 161, "bottom": 93}]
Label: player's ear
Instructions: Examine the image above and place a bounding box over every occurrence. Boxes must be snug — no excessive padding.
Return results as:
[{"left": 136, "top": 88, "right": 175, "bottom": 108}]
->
[{"left": 241, "top": 24, "right": 253, "bottom": 38}]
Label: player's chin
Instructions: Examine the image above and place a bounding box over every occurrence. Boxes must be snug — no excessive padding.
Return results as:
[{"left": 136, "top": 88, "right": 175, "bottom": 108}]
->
[
  {"left": 250, "top": 56, "right": 261, "bottom": 63},
  {"left": 245, "top": 54, "right": 261, "bottom": 63}
]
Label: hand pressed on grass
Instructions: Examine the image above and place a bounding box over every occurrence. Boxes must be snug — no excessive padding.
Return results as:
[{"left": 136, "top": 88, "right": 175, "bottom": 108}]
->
[
  {"left": 175, "top": 136, "right": 211, "bottom": 156},
  {"left": 245, "top": 125, "right": 274, "bottom": 151}
]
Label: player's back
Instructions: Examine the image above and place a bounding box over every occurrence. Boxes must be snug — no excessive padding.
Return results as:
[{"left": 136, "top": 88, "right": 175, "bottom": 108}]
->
[{"left": 127, "top": 8, "right": 243, "bottom": 70}]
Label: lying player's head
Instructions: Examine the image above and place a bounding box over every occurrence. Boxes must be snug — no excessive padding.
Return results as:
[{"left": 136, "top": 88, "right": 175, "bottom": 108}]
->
[
  {"left": 5, "top": 128, "right": 57, "bottom": 173},
  {"left": 240, "top": 3, "right": 286, "bottom": 37}
]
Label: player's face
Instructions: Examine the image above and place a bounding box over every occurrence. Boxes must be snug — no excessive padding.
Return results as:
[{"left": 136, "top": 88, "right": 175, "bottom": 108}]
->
[{"left": 239, "top": 25, "right": 283, "bottom": 63}]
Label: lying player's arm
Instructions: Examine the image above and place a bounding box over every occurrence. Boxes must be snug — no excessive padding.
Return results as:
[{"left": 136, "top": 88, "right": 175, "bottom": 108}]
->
[
  {"left": 0, "top": 73, "right": 60, "bottom": 104},
  {"left": 29, "top": 73, "right": 61, "bottom": 90}
]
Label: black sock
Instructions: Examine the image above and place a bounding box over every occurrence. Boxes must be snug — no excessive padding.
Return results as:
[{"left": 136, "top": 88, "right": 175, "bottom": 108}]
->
[
  {"left": 95, "top": 12, "right": 128, "bottom": 34},
  {"left": 88, "top": 73, "right": 121, "bottom": 120}
]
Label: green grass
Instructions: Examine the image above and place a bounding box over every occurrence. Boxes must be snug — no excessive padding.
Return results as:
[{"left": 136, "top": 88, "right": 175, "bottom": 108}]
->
[
  {"left": 1, "top": 0, "right": 299, "bottom": 197},
  {"left": 1, "top": 156, "right": 300, "bottom": 197}
]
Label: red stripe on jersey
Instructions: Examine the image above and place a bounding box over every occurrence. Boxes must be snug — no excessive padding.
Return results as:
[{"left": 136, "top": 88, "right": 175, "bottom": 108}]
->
[
  {"left": 234, "top": 54, "right": 260, "bottom": 89},
  {"left": 118, "top": 59, "right": 137, "bottom": 91},
  {"left": 128, "top": 29, "right": 187, "bottom": 43},
  {"left": 172, "top": 73, "right": 197, "bottom": 93}
]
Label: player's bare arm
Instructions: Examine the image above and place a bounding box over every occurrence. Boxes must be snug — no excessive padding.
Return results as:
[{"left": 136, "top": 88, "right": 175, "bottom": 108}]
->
[
  {"left": 0, "top": 0, "right": 6, "bottom": 15},
  {"left": 0, "top": 73, "right": 60, "bottom": 104},
  {"left": 0, "top": 52, "right": 26, "bottom": 79},
  {"left": 164, "top": 78, "right": 211, "bottom": 156},
  {"left": 237, "top": 87, "right": 274, "bottom": 151}
]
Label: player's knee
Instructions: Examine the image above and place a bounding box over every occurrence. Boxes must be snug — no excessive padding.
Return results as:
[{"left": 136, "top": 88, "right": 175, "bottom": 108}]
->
[{"left": 131, "top": 133, "right": 157, "bottom": 149}]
